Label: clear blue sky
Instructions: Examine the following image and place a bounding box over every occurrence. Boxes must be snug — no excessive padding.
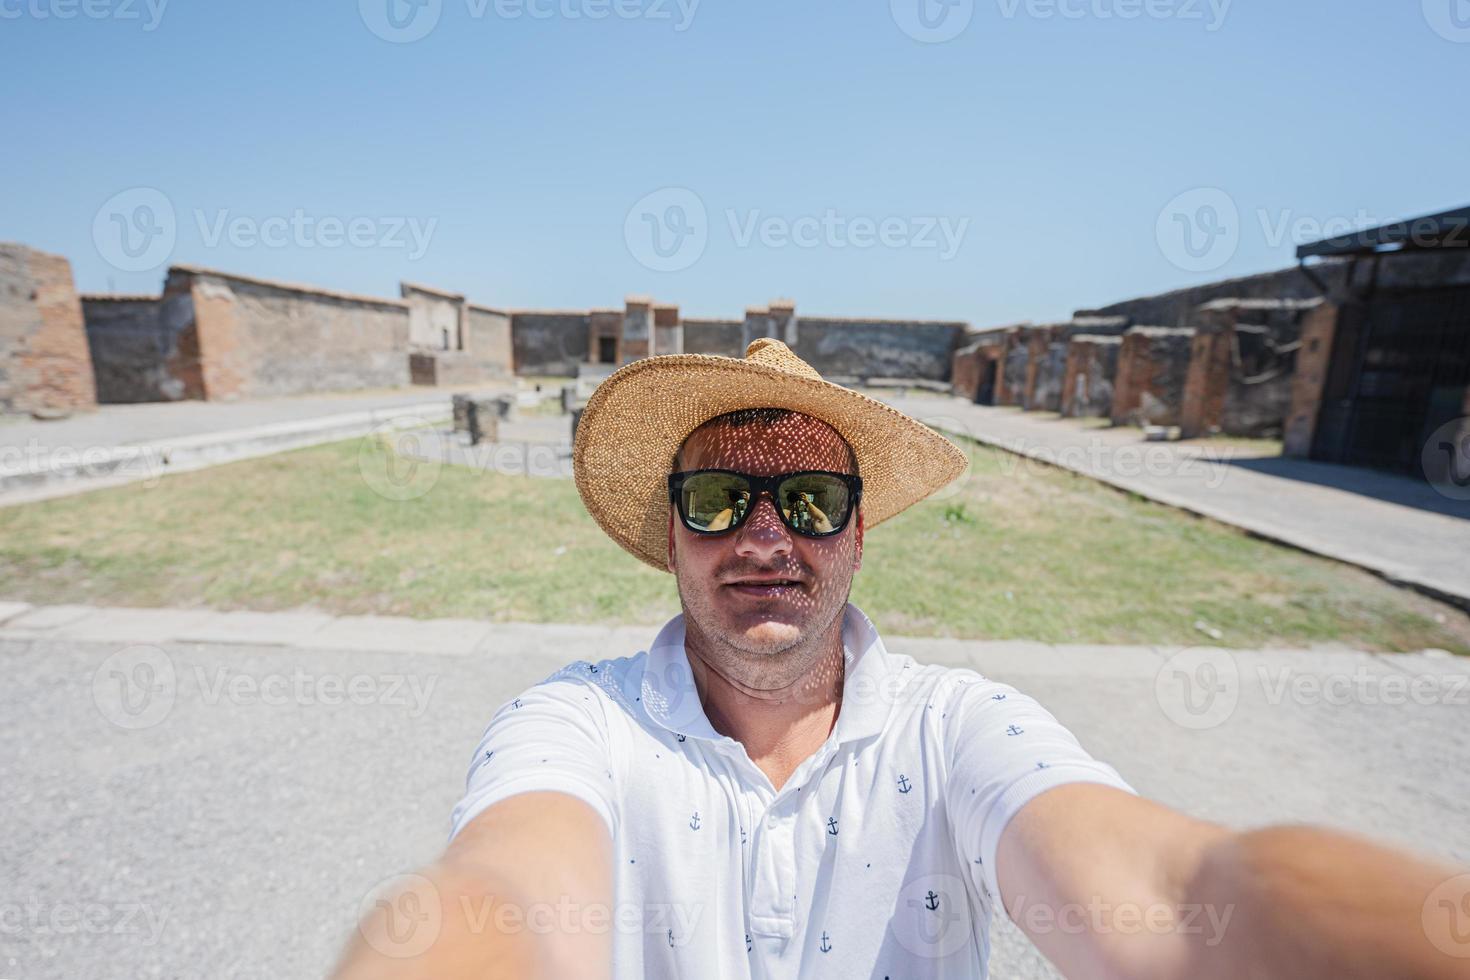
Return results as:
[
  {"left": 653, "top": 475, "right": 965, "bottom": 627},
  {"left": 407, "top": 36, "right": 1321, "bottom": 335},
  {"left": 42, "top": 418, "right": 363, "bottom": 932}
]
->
[{"left": 2, "top": 0, "right": 1466, "bottom": 325}]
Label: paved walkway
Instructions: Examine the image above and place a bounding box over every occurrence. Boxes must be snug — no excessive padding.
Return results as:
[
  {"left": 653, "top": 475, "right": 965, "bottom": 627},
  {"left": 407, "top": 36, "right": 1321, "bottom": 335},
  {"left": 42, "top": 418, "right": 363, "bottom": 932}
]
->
[
  {"left": 884, "top": 396, "right": 1470, "bottom": 607},
  {"left": 0, "top": 385, "right": 516, "bottom": 507},
  {"left": 1, "top": 602, "right": 1466, "bottom": 979}
]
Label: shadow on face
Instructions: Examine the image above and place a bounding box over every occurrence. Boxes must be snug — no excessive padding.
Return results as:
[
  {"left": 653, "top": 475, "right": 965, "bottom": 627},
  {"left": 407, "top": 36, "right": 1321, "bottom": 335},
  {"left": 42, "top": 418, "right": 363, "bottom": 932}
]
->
[{"left": 668, "top": 409, "right": 864, "bottom": 663}]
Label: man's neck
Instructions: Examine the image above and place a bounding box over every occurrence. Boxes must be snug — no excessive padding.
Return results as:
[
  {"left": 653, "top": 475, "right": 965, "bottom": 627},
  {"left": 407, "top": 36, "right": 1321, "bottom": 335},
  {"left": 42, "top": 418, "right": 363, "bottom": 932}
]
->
[{"left": 682, "top": 615, "right": 847, "bottom": 791}]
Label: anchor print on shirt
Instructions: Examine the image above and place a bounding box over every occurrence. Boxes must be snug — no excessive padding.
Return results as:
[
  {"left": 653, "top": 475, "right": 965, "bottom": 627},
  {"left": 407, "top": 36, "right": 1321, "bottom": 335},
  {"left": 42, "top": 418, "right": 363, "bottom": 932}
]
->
[
  {"left": 511, "top": 698, "right": 522, "bottom": 709},
  {"left": 897, "top": 774, "right": 913, "bottom": 794},
  {"left": 745, "top": 933, "right": 752, "bottom": 953},
  {"left": 991, "top": 693, "right": 1007, "bottom": 701},
  {"left": 827, "top": 817, "right": 839, "bottom": 836},
  {"left": 1006, "top": 724, "right": 1024, "bottom": 736},
  {"left": 924, "top": 890, "right": 941, "bottom": 911},
  {"left": 819, "top": 931, "right": 832, "bottom": 953},
  {"left": 676, "top": 733, "right": 687, "bottom": 743},
  {"left": 689, "top": 811, "right": 701, "bottom": 831}
]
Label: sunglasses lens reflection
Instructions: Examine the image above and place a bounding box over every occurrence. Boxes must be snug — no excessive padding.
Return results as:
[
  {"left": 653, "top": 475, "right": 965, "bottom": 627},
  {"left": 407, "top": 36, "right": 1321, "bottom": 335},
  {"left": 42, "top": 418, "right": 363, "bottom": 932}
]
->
[{"left": 680, "top": 473, "right": 852, "bottom": 535}]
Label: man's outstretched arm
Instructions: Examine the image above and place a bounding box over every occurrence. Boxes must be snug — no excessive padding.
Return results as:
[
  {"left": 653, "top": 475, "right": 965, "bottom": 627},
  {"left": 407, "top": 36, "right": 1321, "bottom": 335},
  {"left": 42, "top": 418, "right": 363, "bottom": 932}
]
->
[
  {"left": 330, "top": 791, "right": 613, "bottom": 980},
  {"left": 996, "top": 783, "right": 1466, "bottom": 979}
]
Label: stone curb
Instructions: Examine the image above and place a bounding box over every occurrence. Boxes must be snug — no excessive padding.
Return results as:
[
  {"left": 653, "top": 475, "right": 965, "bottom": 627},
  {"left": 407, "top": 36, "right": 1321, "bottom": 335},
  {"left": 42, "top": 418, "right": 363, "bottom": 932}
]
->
[{"left": 0, "top": 402, "right": 451, "bottom": 508}]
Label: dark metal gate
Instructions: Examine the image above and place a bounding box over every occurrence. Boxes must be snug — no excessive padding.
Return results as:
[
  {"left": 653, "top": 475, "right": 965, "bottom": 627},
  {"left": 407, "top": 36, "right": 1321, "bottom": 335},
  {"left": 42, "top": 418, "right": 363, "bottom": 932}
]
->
[{"left": 1313, "top": 286, "right": 1470, "bottom": 473}]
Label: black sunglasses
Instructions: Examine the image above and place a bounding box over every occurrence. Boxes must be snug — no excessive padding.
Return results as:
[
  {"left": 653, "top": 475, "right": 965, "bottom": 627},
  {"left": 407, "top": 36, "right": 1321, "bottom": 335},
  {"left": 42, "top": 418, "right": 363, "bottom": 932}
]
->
[{"left": 668, "top": 469, "right": 862, "bottom": 538}]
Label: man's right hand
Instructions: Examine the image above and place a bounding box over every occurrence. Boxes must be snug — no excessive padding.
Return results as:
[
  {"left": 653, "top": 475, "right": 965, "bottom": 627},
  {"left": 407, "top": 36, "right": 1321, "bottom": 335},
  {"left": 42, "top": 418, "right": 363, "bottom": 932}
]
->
[{"left": 330, "top": 791, "right": 614, "bottom": 980}]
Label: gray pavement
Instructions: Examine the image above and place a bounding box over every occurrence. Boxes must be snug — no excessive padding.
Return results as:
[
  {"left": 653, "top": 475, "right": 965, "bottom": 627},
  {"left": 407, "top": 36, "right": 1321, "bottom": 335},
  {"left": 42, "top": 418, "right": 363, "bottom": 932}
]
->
[
  {"left": 2, "top": 603, "right": 1467, "bottom": 979},
  {"left": 884, "top": 396, "right": 1470, "bottom": 607}
]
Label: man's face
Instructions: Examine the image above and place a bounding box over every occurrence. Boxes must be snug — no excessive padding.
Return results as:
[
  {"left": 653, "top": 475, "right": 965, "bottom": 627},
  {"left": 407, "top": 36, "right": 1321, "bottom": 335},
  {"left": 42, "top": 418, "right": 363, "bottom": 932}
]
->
[{"left": 668, "top": 412, "right": 864, "bottom": 662}]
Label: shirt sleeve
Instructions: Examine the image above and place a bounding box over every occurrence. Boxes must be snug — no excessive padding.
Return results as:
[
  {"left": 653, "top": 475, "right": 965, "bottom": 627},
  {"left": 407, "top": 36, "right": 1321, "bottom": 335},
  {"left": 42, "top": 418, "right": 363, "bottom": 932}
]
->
[
  {"left": 448, "top": 664, "right": 618, "bottom": 843},
  {"left": 942, "top": 672, "right": 1135, "bottom": 910}
]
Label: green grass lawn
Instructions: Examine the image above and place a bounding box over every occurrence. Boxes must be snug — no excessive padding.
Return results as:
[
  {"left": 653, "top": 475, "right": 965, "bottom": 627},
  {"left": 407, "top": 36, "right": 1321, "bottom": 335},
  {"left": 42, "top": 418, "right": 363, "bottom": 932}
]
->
[{"left": 1, "top": 432, "right": 1466, "bottom": 653}]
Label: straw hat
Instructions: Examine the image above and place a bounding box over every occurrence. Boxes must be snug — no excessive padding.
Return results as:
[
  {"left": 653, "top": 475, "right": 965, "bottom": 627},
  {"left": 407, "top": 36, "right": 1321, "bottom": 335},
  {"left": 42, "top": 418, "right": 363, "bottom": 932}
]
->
[{"left": 572, "top": 338, "right": 970, "bottom": 572}]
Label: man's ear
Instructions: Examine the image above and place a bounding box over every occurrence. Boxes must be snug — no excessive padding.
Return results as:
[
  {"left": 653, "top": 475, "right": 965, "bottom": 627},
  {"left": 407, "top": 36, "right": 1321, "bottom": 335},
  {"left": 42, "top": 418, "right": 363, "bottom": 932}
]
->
[{"left": 666, "top": 508, "right": 676, "bottom": 573}]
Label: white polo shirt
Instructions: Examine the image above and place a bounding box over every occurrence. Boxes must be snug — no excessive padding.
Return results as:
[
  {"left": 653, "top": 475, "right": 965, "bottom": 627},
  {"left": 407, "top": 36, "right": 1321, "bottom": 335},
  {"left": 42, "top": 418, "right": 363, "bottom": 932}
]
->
[{"left": 450, "top": 602, "right": 1133, "bottom": 978}]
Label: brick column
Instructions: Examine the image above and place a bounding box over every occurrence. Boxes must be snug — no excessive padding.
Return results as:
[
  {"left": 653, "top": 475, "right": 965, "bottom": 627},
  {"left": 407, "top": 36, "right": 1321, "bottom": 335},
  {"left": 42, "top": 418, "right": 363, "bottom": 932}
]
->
[{"left": 1282, "top": 302, "right": 1339, "bottom": 457}]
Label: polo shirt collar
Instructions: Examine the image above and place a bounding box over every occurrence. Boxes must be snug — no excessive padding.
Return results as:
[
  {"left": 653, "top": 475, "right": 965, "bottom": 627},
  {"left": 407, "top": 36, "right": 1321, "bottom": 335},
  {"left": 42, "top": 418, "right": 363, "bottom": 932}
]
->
[{"left": 638, "top": 602, "right": 895, "bottom": 746}]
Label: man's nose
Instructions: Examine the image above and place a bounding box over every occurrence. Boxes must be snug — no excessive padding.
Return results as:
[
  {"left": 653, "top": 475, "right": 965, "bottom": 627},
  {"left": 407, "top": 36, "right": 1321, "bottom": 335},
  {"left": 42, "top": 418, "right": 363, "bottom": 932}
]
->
[{"left": 733, "top": 492, "right": 792, "bottom": 560}]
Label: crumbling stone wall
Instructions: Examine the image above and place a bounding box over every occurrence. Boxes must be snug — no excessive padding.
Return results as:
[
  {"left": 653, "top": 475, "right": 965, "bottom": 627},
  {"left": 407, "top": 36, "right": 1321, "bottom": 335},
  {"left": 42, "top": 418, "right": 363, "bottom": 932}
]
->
[
  {"left": 794, "top": 318, "right": 966, "bottom": 382},
  {"left": 0, "top": 243, "right": 96, "bottom": 415},
  {"left": 682, "top": 319, "right": 742, "bottom": 356},
  {"left": 1087, "top": 264, "right": 1339, "bottom": 328},
  {"left": 1179, "top": 298, "right": 1317, "bottom": 438},
  {"left": 511, "top": 312, "right": 590, "bottom": 376},
  {"left": 169, "top": 267, "right": 410, "bottom": 400},
  {"left": 1111, "top": 327, "right": 1195, "bottom": 427},
  {"left": 402, "top": 282, "right": 464, "bottom": 351},
  {"left": 466, "top": 305, "right": 512, "bottom": 375},
  {"left": 83, "top": 294, "right": 201, "bottom": 402},
  {"left": 1061, "top": 335, "right": 1121, "bottom": 418}
]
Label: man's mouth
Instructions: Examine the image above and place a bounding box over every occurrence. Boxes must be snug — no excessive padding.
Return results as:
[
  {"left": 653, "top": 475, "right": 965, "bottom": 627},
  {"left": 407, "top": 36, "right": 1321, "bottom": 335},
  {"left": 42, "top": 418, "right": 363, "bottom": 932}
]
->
[{"left": 724, "top": 577, "right": 804, "bottom": 597}]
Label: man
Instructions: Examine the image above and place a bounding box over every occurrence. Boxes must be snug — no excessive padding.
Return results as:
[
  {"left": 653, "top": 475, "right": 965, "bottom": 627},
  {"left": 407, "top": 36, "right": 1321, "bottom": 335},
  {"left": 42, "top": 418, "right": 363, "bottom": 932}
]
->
[{"left": 334, "top": 339, "right": 1466, "bottom": 979}]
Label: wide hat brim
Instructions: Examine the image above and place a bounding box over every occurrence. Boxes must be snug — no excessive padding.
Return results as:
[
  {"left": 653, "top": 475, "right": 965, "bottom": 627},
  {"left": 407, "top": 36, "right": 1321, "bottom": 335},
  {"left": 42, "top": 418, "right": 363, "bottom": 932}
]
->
[{"left": 572, "top": 338, "right": 970, "bottom": 572}]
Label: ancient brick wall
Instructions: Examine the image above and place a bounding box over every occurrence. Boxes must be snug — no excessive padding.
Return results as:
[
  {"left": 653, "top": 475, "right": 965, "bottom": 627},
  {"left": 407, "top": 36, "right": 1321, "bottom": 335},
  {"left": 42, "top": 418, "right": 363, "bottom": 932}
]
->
[
  {"left": 1060, "top": 335, "right": 1120, "bottom": 418},
  {"left": 793, "top": 318, "right": 966, "bottom": 382},
  {"left": 511, "top": 312, "right": 590, "bottom": 376},
  {"left": 402, "top": 282, "right": 464, "bottom": 351},
  {"left": 0, "top": 243, "right": 97, "bottom": 415},
  {"left": 1283, "top": 302, "right": 1341, "bottom": 456},
  {"left": 682, "top": 319, "right": 742, "bottom": 356},
  {"left": 466, "top": 305, "right": 513, "bottom": 375},
  {"left": 83, "top": 294, "right": 201, "bottom": 402},
  {"left": 1111, "top": 327, "right": 1196, "bottom": 426},
  {"left": 1087, "top": 264, "right": 1340, "bottom": 328},
  {"left": 173, "top": 267, "right": 410, "bottom": 400}
]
